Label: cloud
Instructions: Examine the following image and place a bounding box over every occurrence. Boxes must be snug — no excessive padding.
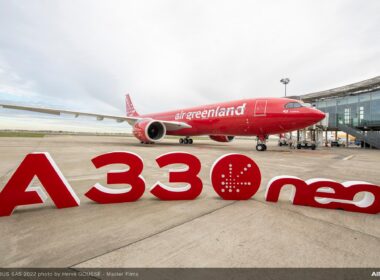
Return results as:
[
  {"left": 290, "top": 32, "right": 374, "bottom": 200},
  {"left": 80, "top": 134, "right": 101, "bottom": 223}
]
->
[{"left": 0, "top": 0, "right": 379, "bottom": 131}]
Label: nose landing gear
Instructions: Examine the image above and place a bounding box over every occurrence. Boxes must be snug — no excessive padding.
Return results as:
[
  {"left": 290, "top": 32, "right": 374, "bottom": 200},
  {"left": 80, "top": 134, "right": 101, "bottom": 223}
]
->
[
  {"left": 255, "top": 135, "right": 267, "bottom": 151},
  {"left": 256, "top": 143, "right": 267, "bottom": 151}
]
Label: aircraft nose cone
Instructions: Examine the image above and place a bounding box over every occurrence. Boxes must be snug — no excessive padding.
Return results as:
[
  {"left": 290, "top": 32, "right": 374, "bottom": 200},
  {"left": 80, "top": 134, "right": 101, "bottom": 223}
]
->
[{"left": 314, "top": 109, "right": 326, "bottom": 121}]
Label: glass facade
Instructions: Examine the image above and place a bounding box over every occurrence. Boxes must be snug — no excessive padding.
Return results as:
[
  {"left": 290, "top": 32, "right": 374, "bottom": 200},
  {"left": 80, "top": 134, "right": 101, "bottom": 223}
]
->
[{"left": 313, "top": 89, "right": 380, "bottom": 129}]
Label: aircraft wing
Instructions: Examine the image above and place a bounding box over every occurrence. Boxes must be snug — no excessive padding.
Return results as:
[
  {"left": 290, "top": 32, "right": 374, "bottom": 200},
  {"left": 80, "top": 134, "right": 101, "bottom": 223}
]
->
[{"left": 0, "top": 103, "right": 191, "bottom": 131}]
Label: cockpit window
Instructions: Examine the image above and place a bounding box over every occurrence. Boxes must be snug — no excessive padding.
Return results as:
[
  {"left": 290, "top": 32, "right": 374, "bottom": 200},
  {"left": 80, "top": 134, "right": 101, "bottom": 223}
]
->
[{"left": 285, "top": 102, "right": 302, "bottom": 109}]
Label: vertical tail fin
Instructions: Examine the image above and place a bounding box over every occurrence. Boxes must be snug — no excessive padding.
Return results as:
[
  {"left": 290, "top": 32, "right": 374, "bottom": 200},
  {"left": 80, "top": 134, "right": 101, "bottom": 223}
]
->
[{"left": 125, "top": 94, "right": 139, "bottom": 117}]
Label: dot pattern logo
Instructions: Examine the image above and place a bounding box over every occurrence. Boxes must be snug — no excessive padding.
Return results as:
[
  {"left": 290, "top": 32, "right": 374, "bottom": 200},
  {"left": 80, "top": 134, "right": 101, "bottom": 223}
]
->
[{"left": 211, "top": 154, "right": 261, "bottom": 200}]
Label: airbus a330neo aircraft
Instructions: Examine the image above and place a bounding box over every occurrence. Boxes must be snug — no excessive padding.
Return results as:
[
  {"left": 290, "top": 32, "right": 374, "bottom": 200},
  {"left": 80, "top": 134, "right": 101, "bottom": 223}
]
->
[{"left": 0, "top": 94, "right": 325, "bottom": 151}]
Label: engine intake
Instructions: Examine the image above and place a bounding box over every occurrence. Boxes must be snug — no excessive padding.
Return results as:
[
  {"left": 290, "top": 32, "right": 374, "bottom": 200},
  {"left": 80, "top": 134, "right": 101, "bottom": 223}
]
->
[
  {"left": 209, "top": 135, "right": 235, "bottom": 142},
  {"left": 133, "top": 119, "right": 166, "bottom": 143}
]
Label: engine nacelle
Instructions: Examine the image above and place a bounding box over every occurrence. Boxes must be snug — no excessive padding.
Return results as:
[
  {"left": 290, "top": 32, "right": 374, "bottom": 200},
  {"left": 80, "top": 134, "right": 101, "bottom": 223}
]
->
[
  {"left": 209, "top": 135, "right": 235, "bottom": 142},
  {"left": 133, "top": 119, "right": 166, "bottom": 143}
]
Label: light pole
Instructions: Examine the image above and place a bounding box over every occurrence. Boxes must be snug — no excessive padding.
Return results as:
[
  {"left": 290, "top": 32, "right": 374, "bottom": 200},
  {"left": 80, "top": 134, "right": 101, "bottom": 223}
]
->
[
  {"left": 280, "top": 78, "right": 291, "bottom": 141},
  {"left": 280, "top": 78, "right": 290, "bottom": 97}
]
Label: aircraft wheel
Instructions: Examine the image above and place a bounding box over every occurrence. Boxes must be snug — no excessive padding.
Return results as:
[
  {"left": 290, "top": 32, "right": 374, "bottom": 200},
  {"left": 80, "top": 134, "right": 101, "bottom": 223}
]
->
[
  {"left": 263, "top": 144, "right": 267, "bottom": 151},
  {"left": 183, "top": 138, "right": 189, "bottom": 144},
  {"left": 256, "top": 144, "right": 265, "bottom": 151},
  {"left": 311, "top": 144, "right": 316, "bottom": 150},
  {"left": 188, "top": 139, "right": 193, "bottom": 144},
  {"left": 297, "top": 144, "right": 302, "bottom": 149},
  {"left": 179, "top": 138, "right": 184, "bottom": 144}
]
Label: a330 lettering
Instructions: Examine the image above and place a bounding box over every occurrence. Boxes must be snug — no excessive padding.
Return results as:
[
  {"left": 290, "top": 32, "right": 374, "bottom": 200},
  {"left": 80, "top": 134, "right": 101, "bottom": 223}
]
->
[{"left": 0, "top": 152, "right": 379, "bottom": 216}]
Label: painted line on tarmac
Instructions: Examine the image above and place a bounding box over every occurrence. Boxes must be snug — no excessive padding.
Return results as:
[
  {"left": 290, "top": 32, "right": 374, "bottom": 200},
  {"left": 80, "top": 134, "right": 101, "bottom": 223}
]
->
[{"left": 342, "top": 155, "right": 354, "bottom": 161}]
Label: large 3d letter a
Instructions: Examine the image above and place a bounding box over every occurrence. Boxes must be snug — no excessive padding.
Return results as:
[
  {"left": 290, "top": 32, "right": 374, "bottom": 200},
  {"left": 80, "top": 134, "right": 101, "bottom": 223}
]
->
[{"left": 0, "top": 153, "right": 80, "bottom": 216}]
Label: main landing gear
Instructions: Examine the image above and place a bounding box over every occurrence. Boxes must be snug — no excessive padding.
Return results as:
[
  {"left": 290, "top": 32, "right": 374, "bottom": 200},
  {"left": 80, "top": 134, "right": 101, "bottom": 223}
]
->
[
  {"left": 255, "top": 136, "right": 267, "bottom": 151},
  {"left": 179, "top": 137, "right": 193, "bottom": 144}
]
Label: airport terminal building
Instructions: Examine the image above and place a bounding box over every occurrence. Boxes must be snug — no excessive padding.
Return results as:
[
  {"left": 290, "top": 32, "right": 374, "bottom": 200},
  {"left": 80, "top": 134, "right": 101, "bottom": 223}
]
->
[{"left": 297, "top": 76, "right": 380, "bottom": 149}]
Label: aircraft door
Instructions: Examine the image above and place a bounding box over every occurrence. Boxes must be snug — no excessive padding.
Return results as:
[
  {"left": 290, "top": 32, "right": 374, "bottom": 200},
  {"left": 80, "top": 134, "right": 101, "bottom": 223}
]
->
[{"left": 254, "top": 100, "right": 267, "bottom": 116}]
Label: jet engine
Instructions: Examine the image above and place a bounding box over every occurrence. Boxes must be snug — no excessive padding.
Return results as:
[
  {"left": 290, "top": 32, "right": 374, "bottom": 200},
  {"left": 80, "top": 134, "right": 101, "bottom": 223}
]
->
[
  {"left": 209, "top": 135, "right": 235, "bottom": 142},
  {"left": 133, "top": 119, "right": 166, "bottom": 143}
]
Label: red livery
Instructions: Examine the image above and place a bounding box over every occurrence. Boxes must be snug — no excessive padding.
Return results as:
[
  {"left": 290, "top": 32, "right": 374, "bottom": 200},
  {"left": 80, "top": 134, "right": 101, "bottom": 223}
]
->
[{"left": 0, "top": 94, "right": 325, "bottom": 151}]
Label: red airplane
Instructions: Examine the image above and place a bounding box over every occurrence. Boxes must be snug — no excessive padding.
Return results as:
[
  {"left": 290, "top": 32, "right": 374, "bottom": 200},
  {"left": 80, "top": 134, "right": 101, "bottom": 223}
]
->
[{"left": 0, "top": 95, "right": 325, "bottom": 151}]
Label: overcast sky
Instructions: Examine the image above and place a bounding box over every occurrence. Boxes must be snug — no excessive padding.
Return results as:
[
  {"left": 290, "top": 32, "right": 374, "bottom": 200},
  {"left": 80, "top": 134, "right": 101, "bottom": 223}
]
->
[{"left": 0, "top": 0, "right": 379, "bottom": 132}]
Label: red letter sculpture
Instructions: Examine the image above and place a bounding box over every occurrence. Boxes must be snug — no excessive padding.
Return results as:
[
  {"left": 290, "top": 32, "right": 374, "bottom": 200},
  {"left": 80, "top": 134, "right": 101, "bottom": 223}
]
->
[
  {"left": 150, "top": 152, "right": 203, "bottom": 200},
  {"left": 0, "top": 153, "right": 80, "bottom": 216},
  {"left": 265, "top": 176, "right": 380, "bottom": 214},
  {"left": 265, "top": 176, "right": 310, "bottom": 205},
  {"left": 85, "top": 152, "right": 145, "bottom": 203},
  {"left": 211, "top": 153, "right": 261, "bottom": 200}
]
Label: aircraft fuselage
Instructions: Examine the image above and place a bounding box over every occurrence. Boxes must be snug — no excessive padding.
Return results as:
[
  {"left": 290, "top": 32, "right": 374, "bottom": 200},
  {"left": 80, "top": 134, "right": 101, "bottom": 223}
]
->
[{"left": 142, "top": 98, "right": 325, "bottom": 137}]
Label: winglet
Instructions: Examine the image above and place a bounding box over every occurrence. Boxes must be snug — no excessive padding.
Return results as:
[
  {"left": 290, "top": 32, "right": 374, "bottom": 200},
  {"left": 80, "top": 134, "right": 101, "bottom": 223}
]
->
[{"left": 125, "top": 94, "right": 139, "bottom": 117}]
